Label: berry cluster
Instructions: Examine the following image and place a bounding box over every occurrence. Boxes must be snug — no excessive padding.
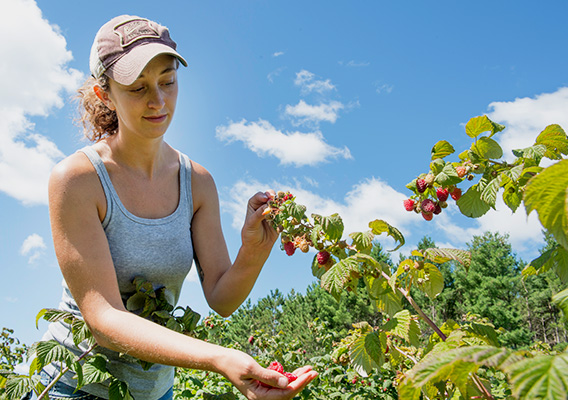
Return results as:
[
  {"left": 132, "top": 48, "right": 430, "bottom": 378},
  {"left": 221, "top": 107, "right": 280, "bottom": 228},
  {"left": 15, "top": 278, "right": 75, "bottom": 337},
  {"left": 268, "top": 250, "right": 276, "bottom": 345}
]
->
[
  {"left": 404, "top": 172, "right": 464, "bottom": 221},
  {"left": 266, "top": 361, "right": 297, "bottom": 384}
]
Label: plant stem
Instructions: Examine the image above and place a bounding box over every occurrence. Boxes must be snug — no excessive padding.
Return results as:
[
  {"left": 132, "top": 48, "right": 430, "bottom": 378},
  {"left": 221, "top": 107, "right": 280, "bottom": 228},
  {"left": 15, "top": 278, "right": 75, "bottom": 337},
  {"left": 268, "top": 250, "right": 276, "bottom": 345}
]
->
[{"left": 38, "top": 343, "right": 97, "bottom": 400}]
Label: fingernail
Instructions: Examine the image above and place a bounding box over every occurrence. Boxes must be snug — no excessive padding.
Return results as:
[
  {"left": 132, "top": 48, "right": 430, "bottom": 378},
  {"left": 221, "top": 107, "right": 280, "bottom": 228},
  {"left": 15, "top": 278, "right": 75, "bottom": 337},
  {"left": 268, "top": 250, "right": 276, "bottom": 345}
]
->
[{"left": 278, "top": 377, "right": 289, "bottom": 387}]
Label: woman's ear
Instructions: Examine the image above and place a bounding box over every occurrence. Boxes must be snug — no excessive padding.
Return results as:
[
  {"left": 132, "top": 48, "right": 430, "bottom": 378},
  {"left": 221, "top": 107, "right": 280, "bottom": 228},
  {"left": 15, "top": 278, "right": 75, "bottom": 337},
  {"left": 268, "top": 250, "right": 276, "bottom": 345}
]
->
[{"left": 93, "top": 85, "right": 115, "bottom": 111}]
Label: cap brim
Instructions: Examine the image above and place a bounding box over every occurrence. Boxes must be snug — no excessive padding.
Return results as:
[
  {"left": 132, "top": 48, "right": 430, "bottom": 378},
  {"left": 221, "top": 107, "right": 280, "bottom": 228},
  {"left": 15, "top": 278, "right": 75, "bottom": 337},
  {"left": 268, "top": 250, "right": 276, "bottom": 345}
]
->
[{"left": 106, "top": 42, "right": 187, "bottom": 85}]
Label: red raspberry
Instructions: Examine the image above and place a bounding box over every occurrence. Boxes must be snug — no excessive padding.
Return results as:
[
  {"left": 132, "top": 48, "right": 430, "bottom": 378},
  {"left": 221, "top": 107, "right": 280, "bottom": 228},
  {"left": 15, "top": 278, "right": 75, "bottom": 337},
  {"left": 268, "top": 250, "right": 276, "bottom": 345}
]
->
[
  {"left": 421, "top": 199, "right": 436, "bottom": 214},
  {"left": 352, "top": 378, "right": 357, "bottom": 384},
  {"left": 403, "top": 199, "right": 415, "bottom": 211},
  {"left": 433, "top": 203, "right": 442, "bottom": 215},
  {"left": 416, "top": 178, "right": 427, "bottom": 193},
  {"left": 451, "top": 187, "right": 462, "bottom": 201},
  {"left": 456, "top": 166, "right": 467, "bottom": 178},
  {"left": 422, "top": 212, "right": 433, "bottom": 221},
  {"left": 283, "top": 241, "right": 296, "bottom": 256},
  {"left": 283, "top": 372, "right": 297, "bottom": 383},
  {"left": 268, "top": 361, "right": 284, "bottom": 374},
  {"left": 248, "top": 335, "right": 254, "bottom": 344},
  {"left": 317, "top": 250, "right": 330, "bottom": 265},
  {"left": 436, "top": 188, "right": 449, "bottom": 202}
]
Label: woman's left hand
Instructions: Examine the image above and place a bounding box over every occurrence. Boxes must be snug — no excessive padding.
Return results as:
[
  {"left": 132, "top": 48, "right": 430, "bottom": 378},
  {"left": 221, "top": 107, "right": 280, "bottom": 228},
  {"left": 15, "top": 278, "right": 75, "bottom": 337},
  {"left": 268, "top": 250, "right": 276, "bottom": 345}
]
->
[{"left": 241, "top": 190, "right": 279, "bottom": 252}]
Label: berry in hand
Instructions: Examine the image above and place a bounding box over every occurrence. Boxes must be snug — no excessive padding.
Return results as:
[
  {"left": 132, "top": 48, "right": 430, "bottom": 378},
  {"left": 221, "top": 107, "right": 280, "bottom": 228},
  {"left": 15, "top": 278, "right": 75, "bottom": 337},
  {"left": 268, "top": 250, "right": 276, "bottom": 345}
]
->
[
  {"left": 268, "top": 361, "right": 284, "bottom": 374},
  {"left": 283, "top": 372, "right": 297, "bottom": 383},
  {"left": 403, "top": 199, "right": 415, "bottom": 211},
  {"left": 436, "top": 188, "right": 449, "bottom": 202}
]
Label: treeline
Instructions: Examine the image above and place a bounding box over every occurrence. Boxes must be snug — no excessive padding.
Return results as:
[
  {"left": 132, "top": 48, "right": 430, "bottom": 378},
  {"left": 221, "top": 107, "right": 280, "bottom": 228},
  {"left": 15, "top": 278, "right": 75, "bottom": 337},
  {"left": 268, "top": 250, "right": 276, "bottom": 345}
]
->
[{"left": 222, "top": 231, "right": 566, "bottom": 355}]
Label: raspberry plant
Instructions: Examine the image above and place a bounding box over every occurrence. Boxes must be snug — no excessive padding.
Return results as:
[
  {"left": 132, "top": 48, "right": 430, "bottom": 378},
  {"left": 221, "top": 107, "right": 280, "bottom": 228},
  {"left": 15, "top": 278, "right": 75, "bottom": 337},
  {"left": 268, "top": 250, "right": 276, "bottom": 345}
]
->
[{"left": 264, "top": 115, "right": 568, "bottom": 399}]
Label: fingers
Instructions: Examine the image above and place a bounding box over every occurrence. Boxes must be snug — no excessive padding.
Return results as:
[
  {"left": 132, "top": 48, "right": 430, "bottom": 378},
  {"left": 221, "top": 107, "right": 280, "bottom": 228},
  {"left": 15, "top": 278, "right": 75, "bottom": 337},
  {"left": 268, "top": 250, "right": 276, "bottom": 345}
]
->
[
  {"left": 251, "top": 366, "right": 290, "bottom": 389},
  {"left": 248, "top": 190, "right": 274, "bottom": 211}
]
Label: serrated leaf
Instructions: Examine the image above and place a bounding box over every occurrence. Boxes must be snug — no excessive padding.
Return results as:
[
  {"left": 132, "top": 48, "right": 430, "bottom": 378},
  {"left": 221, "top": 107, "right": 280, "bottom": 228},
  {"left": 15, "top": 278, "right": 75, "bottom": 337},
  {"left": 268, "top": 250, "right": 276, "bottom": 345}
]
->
[
  {"left": 505, "top": 352, "right": 568, "bottom": 400},
  {"left": 430, "top": 158, "right": 445, "bottom": 175},
  {"left": 349, "top": 333, "right": 380, "bottom": 375},
  {"left": 535, "top": 124, "right": 568, "bottom": 160},
  {"left": 36, "top": 308, "right": 74, "bottom": 329},
  {"left": 5, "top": 375, "right": 35, "bottom": 400},
  {"left": 503, "top": 183, "right": 523, "bottom": 213},
  {"left": 81, "top": 354, "right": 111, "bottom": 388},
  {"left": 126, "top": 292, "right": 146, "bottom": 312},
  {"left": 383, "top": 310, "right": 421, "bottom": 347},
  {"left": 472, "top": 137, "right": 503, "bottom": 159},
  {"left": 286, "top": 202, "right": 307, "bottom": 222},
  {"left": 368, "top": 220, "right": 405, "bottom": 251},
  {"left": 524, "top": 159, "right": 568, "bottom": 249},
  {"left": 431, "top": 140, "right": 455, "bottom": 160},
  {"left": 512, "top": 144, "right": 547, "bottom": 162},
  {"left": 457, "top": 184, "right": 491, "bottom": 218},
  {"left": 109, "top": 378, "right": 133, "bottom": 400},
  {"left": 71, "top": 318, "right": 96, "bottom": 347},
  {"left": 434, "top": 163, "right": 462, "bottom": 186},
  {"left": 465, "top": 115, "right": 505, "bottom": 138},
  {"left": 349, "top": 231, "right": 374, "bottom": 253},
  {"left": 312, "top": 213, "right": 344, "bottom": 242},
  {"left": 523, "top": 244, "right": 568, "bottom": 284},
  {"left": 465, "top": 323, "right": 500, "bottom": 347},
  {"left": 321, "top": 257, "right": 358, "bottom": 300},
  {"left": 416, "top": 263, "right": 444, "bottom": 300},
  {"left": 502, "top": 164, "right": 524, "bottom": 183},
  {"left": 35, "top": 340, "right": 76, "bottom": 367},
  {"left": 552, "top": 287, "right": 568, "bottom": 319},
  {"left": 480, "top": 175, "right": 502, "bottom": 208},
  {"left": 424, "top": 248, "right": 471, "bottom": 270},
  {"left": 372, "top": 282, "right": 403, "bottom": 317}
]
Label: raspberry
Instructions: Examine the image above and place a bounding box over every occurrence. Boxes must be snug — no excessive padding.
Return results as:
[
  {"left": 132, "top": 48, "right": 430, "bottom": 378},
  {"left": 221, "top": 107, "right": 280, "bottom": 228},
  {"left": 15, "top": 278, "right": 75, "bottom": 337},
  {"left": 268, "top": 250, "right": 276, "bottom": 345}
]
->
[
  {"left": 248, "top": 335, "right": 254, "bottom": 344},
  {"left": 439, "top": 201, "right": 448, "bottom": 209},
  {"left": 403, "top": 198, "right": 415, "bottom": 211},
  {"left": 421, "top": 199, "right": 436, "bottom": 214},
  {"left": 283, "top": 372, "right": 297, "bottom": 383},
  {"left": 283, "top": 241, "right": 295, "bottom": 256},
  {"left": 451, "top": 187, "right": 462, "bottom": 201},
  {"left": 436, "top": 188, "right": 449, "bottom": 202},
  {"left": 456, "top": 166, "right": 467, "bottom": 178},
  {"left": 416, "top": 178, "right": 428, "bottom": 193},
  {"left": 433, "top": 204, "right": 442, "bottom": 215},
  {"left": 268, "top": 361, "right": 284, "bottom": 374},
  {"left": 317, "top": 250, "right": 330, "bottom": 265},
  {"left": 422, "top": 212, "right": 433, "bottom": 221}
]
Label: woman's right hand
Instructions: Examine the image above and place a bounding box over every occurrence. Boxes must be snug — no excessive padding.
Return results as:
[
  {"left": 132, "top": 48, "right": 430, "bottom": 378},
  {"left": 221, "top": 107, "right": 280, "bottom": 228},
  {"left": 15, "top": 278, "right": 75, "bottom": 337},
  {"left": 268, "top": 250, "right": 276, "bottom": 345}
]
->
[{"left": 220, "top": 349, "right": 318, "bottom": 400}]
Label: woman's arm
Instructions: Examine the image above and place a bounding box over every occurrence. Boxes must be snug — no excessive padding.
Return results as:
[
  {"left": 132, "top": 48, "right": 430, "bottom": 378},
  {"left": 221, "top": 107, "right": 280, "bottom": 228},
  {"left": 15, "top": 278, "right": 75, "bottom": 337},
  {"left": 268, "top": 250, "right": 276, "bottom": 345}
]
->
[
  {"left": 48, "top": 154, "right": 316, "bottom": 399},
  {"left": 189, "top": 161, "right": 278, "bottom": 317}
]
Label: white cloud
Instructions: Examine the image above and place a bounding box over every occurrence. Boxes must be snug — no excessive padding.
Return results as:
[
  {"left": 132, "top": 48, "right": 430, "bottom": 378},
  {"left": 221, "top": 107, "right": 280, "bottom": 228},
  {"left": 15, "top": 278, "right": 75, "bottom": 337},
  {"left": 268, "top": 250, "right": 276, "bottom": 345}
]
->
[
  {"left": 375, "top": 82, "right": 394, "bottom": 94},
  {"left": 339, "top": 60, "right": 370, "bottom": 67},
  {"left": 487, "top": 87, "right": 568, "bottom": 162},
  {"left": 216, "top": 119, "right": 352, "bottom": 167},
  {"left": 20, "top": 233, "right": 47, "bottom": 263},
  {"left": 0, "top": 0, "right": 83, "bottom": 205},
  {"left": 294, "top": 70, "right": 336, "bottom": 95},
  {"left": 284, "top": 100, "right": 344, "bottom": 126},
  {"left": 273, "top": 51, "right": 284, "bottom": 57},
  {"left": 267, "top": 67, "right": 286, "bottom": 83}
]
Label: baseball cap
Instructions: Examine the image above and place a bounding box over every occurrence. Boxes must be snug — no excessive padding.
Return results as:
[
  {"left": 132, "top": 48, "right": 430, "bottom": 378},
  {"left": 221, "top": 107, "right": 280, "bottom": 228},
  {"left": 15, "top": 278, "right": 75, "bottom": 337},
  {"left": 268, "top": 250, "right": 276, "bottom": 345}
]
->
[{"left": 89, "top": 15, "right": 188, "bottom": 85}]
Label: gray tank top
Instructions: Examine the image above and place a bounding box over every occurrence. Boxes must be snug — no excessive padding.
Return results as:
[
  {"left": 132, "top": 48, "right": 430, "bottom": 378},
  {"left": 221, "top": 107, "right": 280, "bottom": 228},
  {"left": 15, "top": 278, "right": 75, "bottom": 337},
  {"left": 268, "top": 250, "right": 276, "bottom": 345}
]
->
[{"left": 43, "top": 146, "right": 194, "bottom": 399}]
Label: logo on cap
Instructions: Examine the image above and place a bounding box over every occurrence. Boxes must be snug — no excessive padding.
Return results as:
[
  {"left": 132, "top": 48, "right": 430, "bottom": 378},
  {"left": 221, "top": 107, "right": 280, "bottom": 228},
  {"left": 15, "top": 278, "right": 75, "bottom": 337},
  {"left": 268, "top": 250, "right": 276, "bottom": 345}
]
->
[{"left": 114, "top": 18, "right": 160, "bottom": 48}]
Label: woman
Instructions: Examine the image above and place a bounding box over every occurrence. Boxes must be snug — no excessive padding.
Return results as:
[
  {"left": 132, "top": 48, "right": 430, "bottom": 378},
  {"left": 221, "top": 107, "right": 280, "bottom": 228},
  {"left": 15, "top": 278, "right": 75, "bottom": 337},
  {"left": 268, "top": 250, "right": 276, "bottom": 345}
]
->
[{"left": 41, "top": 14, "right": 317, "bottom": 400}]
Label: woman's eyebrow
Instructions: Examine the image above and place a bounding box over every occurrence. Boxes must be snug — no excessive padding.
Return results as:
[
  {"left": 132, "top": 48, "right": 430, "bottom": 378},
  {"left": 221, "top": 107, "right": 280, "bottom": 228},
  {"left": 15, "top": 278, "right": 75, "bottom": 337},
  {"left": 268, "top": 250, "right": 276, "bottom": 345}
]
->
[{"left": 138, "top": 67, "right": 177, "bottom": 78}]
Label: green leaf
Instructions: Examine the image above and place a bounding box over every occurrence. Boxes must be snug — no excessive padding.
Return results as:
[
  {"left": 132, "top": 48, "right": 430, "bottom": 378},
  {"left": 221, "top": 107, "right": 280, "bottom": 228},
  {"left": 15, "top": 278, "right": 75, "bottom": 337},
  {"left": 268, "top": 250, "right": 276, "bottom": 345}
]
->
[
  {"left": 465, "top": 323, "right": 500, "bottom": 347},
  {"left": 285, "top": 202, "right": 307, "bottom": 222},
  {"left": 505, "top": 352, "right": 568, "bottom": 400},
  {"left": 512, "top": 144, "right": 547, "bottom": 162},
  {"left": 523, "top": 244, "right": 568, "bottom": 284},
  {"left": 349, "top": 231, "right": 374, "bottom": 253},
  {"left": 349, "top": 333, "right": 380, "bottom": 375},
  {"left": 416, "top": 263, "right": 444, "bottom": 300},
  {"left": 457, "top": 184, "right": 492, "bottom": 218},
  {"left": 383, "top": 310, "right": 421, "bottom": 347},
  {"left": 312, "top": 213, "right": 344, "bottom": 242},
  {"left": 126, "top": 292, "right": 146, "bottom": 312},
  {"left": 480, "top": 175, "right": 502, "bottom": 209},
  {"left": 524, "top": 159, "right": 568, "bottom": 249},
  {"left": 535, "top": 124, "right": 568, "bottom": 160},
  {"left": 81, "top": 354, "right": 112, "bottom": 388},
  {"left": 552, "top": 288, "right": 568, "bottom": 319},
  {"left": 311, "top": 253, "right": 327, "bottom": 279},
  {"left": 472, "top": 137, "right": 503, "bottom": 159},
  {"left": 36, "top": 308, "right": 74, "bottom": 329},
  {"left": 5, "top": 375, "right": 36, "bottom": 400},
  {"left": 431, "top": 140, "right": 455, "bottom": 160},
  {"left": 370, "top": 278, "right": 403, "bottom": 317},
  {"left": 109, "top": 377, "right": 133, "bottom": 400},
  {"left": 368, "top": 220, "right": 405, "bottom": 251},
  {"left": 503, "top": 183, "right": 523, "bottom": 213},
  {"left": 465, "top": 115, "right": 505, "bottom": 138},
  {"left": 430, "top": 158, "right": 445, "bottom": 175},
  {"left": 71, "top": 318, "right": 96, "bottom": 347},
  {"left": 424, "top": 248, "right": 471, "bottom": 270},
  {"left": 35, "top": 340, "right": 76, "bottom": 366},
  {"left": 502, "top": 164, "right": 524, "bottom": 183},
  {"left": 434, "top": 163, "right": 462, "bottom": 186},
  {"left": 320, "top": 256, "right": 359, "bottom": 300}
]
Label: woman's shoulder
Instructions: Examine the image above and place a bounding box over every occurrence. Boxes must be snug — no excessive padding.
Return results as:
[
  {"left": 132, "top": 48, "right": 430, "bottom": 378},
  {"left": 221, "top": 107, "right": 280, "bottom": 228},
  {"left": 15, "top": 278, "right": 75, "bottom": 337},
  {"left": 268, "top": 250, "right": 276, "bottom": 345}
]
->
[{"left": 49, "top": 148, "right": 103, "bottom": 203}]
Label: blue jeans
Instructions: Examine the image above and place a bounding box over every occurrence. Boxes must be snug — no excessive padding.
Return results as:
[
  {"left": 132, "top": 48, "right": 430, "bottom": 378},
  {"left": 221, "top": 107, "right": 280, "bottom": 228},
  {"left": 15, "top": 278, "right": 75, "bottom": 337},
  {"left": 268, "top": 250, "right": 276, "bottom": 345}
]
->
[{"left": 38, "top": 370, "right": 173, "bottom": 400}]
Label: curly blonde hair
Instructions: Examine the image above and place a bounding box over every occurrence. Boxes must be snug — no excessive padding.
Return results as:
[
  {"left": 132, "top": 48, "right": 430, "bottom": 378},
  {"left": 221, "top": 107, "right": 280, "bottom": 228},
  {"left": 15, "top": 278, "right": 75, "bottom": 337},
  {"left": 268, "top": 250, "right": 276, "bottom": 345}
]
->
[{"left": 76, "top": 75, "right": 118, "bottom": 142}]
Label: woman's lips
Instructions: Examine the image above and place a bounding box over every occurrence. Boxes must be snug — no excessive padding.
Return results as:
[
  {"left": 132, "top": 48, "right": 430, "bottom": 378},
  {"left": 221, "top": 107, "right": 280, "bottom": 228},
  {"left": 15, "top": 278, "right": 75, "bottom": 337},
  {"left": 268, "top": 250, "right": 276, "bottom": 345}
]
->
[{"left": 144, "top": 115, "right": 167, "bottom": 123}]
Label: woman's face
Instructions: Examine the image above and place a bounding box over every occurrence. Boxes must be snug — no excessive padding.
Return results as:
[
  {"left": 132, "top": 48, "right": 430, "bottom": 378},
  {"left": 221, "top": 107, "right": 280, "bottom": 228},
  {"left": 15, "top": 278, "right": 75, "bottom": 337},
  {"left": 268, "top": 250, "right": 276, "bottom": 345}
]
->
[{"left": 105, "top": 54, "right": 179, "bottom": 141}]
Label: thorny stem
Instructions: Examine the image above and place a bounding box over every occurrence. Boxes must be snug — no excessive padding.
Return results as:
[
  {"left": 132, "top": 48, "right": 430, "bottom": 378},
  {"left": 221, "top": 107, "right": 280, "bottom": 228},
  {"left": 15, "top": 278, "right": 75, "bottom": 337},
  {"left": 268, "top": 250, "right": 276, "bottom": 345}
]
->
[
  {"left": 38, "top": 343, "right": 97, "bottom": 400},
  {"left": 380, "top": 270, "right": 495, "bottom": 400}
]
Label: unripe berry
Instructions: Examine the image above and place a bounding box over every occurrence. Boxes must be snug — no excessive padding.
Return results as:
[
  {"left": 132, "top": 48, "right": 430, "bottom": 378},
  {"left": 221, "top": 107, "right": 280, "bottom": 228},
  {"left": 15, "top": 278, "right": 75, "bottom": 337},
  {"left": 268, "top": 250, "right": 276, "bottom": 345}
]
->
[
  {"left": 456, "top": 166, "right": 467, "bottom": 178},
  {"left": 423, "top": 173, "right": 435, "bottom": 185}
]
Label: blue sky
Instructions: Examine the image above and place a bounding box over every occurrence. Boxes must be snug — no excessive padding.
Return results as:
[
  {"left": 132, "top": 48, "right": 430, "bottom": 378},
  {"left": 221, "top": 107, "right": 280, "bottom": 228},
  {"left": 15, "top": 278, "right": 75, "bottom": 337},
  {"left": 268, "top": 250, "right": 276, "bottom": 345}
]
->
[{"left": 3, "top": 0, "right": 568, "bottom": 346}]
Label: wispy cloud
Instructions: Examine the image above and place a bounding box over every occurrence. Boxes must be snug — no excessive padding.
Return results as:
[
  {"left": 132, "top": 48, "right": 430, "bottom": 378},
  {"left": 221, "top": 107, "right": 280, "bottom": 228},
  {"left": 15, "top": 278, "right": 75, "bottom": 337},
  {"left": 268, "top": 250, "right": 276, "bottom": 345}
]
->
[
  {"left": 20, "top": 233, "right": 47, "bottom": 264},
  {"left": 216, "top": 119, "right": 352, "bottom": 167},
  {"left": 267, "top": 66, "right": 286, "bottom": 83},
  {"left": 273, "top": 51, "right": 284, "bottom": 57},
  {"left": 294, "top": 70, "right": 336, "bottom": 95},
  {"left": 375, "top": 82, "right": 394, "bottom": 94},
  {"left": 339, "top": 60, "right": 370, "bottom": 67},
  {"left": 487, "top": 87, "right": 568, "bottom": 162},
  {"left": 284, "top": 100, "right": 344, "bottom": 126},
  {"left": 0, "top": 0, "right": 82, "bottom": 205}
]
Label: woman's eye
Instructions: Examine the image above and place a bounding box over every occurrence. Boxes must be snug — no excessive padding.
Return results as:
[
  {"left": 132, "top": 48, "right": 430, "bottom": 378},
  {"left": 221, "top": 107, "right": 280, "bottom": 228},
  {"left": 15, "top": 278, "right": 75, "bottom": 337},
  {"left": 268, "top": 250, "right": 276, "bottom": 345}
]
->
[{"left": 130, "top": 87, "right": 145, "bottom": 93}]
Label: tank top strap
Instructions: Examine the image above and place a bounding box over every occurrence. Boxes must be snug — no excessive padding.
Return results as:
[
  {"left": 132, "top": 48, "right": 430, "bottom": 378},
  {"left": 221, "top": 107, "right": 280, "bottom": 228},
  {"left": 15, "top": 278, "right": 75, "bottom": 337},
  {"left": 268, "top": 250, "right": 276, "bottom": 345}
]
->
[
  {"left": 179, "top": 152, "right": 194, "bottom": 219},
  {"left": 78, "top": 146, "right": 114, "bottom": 227}
]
